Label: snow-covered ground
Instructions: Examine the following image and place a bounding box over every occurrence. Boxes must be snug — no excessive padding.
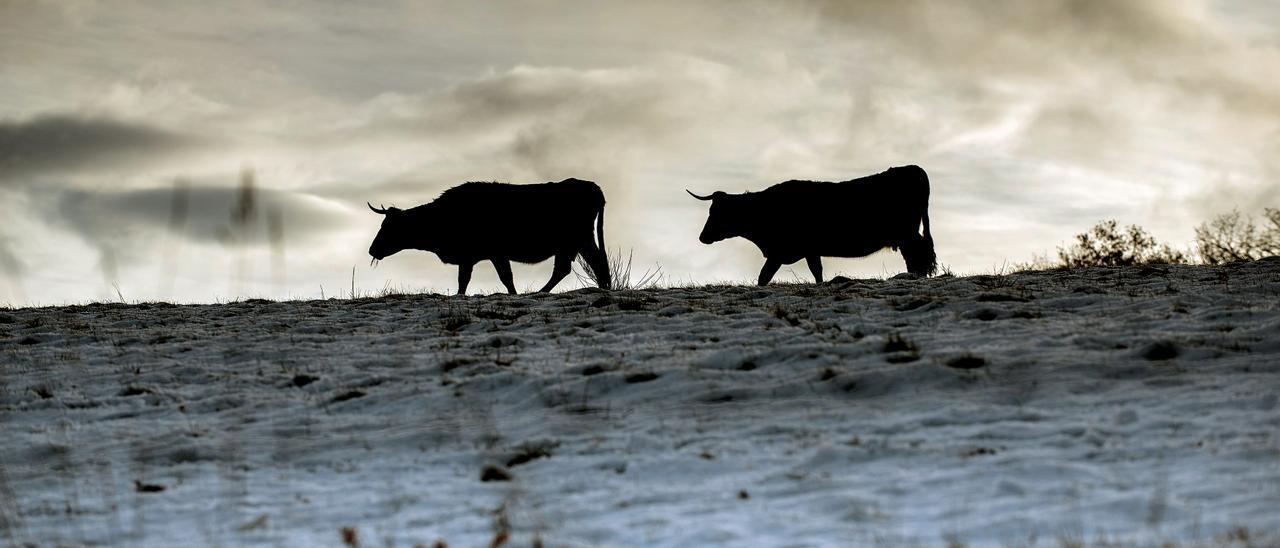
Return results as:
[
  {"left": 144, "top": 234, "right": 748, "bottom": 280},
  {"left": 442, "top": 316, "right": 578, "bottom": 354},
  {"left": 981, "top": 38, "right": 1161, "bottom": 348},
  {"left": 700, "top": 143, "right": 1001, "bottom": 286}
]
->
[{"left": 3, "top": 260, "right": 1279, "bottom": 547}]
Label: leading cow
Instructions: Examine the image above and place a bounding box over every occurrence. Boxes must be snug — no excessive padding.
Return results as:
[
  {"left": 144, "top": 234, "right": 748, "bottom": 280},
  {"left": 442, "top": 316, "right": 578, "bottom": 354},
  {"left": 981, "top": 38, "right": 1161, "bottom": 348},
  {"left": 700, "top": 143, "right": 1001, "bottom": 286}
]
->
[
  {"left": 689, "top": 165, "right": 936, "bottom": 285},
  {"left": 368, "top": 178, "right": 611, "bottom": 295}
]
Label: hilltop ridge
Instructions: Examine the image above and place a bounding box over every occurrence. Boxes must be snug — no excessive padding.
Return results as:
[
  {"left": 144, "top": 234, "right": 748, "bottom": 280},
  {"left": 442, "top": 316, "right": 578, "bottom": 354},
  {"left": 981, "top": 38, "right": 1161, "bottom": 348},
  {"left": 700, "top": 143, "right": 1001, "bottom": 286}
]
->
[{"left": 3, "top": 259, "right": 1279, "bottom": 546}]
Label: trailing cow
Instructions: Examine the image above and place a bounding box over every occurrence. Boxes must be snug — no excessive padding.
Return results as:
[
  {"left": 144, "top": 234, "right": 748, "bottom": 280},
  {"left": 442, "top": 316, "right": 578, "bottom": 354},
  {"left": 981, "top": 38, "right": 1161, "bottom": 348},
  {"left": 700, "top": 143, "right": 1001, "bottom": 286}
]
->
[
  {"left": 689, "top": 165, "right": 936, "bottom": 285},
  {"left": 368, "top": 178, "right": 610, "bottom": 295}
]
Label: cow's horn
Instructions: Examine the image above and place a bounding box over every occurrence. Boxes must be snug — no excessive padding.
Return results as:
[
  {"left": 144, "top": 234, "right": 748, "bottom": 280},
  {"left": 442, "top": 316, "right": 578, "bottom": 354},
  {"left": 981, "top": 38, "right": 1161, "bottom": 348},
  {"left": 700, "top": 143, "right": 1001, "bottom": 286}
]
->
[
  {"left": 368, "top": 202, "right": 387, "bottom": 214},
  {"left": 686, "top": 189, "right": 715, "bottom": 201}
]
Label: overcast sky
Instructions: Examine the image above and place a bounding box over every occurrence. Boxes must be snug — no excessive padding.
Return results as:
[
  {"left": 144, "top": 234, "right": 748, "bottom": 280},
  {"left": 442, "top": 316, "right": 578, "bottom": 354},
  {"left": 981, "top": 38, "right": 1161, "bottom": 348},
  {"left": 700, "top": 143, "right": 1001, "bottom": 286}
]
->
[{"left": 2, "top": 0, "right": 1278, "bottom": 305}]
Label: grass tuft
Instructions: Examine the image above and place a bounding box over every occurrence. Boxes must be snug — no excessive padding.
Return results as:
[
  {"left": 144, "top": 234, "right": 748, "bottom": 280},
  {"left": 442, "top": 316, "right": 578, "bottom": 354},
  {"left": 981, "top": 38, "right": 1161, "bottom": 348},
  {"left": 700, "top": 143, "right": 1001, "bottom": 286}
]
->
[{"left": 575, "top": 248, "right": 663, "bottom": 290}]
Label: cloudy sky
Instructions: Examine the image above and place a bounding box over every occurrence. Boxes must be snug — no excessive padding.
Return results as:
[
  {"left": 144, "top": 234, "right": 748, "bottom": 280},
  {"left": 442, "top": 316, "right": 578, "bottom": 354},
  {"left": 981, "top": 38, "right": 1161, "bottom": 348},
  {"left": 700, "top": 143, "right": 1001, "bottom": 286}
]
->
[{"left": 2, "top": 0, "right": 1278, "bottom": 305}]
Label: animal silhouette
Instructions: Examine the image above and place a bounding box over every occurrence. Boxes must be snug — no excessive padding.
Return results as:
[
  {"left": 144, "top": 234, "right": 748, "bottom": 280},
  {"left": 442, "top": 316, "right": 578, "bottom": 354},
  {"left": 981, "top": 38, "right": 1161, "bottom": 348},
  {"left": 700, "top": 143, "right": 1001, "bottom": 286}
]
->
[
  {"left": 368, "top": 178, "right": 610, "bottom": 294},
  {"left": 689, "top": 165, "right": 935, "bottom": 285}
]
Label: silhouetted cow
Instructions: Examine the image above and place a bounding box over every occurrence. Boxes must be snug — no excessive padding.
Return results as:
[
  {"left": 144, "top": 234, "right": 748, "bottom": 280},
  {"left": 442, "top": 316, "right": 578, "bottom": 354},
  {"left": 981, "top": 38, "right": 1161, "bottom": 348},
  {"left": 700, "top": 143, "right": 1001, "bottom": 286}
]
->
[
  {"left": 368, "top": 178, "right": 610, "bottom": 295},
  {"left": 689, "top": 165, "right": 936, "bottom": 285}
]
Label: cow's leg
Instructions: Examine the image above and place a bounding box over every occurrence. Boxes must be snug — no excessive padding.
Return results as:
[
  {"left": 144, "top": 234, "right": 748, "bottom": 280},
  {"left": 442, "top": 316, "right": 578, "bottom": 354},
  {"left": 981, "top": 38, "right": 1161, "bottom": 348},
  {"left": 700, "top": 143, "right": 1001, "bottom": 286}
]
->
[
  {"left": 757, "top": 258, "right": 782, "bottom": 286},
  {"left": 579, "top": 238, "right": 612, "bottom": 290},
  {"left": 806, "top": 256, "right": 824, "bottom": 284},
  {"left": 456, "top": 262, "right": 474, "bottom": 295},
  {"left": 538, "top": 252, "right": 574, "bottom": 293},
  {"left": 492, "top": 259, "right": 517, "bottom": 295}
]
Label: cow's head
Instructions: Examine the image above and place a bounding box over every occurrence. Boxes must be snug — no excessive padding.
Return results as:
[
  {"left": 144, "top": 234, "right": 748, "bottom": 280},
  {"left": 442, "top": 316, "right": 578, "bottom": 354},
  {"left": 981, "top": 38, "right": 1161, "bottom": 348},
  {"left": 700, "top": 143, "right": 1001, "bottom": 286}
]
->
[
  {"left": 687, "top": 190, "right": 739, "bottom": 244},
  {"left": 367, "top": 202, "right": 409, "bottom": 260}
]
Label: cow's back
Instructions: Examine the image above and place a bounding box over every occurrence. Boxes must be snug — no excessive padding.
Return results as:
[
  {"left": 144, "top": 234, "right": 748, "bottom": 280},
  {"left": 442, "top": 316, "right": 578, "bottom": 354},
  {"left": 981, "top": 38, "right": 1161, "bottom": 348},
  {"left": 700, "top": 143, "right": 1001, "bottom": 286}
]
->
[
  {"left": 431, "top": 179, "right": 603, "bottom": 262},
  {"left": 750, "top": 166, "right": 929, "bottom": 258}
]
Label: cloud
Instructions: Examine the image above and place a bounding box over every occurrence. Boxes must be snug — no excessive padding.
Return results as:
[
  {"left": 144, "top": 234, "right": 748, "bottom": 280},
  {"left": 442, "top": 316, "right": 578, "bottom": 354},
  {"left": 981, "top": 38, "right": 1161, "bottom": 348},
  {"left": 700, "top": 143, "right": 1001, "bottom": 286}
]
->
[
  {"left": 0, "top": 232, "right": 24, "bottom": 278},
  {"left": 0, "top": 236, "right": 25, "bottom": 304},
  {"left": 0, "top": 114, "right": 207, "bottom": 183},
  {"left": 808, "top": 0, "right": 1214, "bottom": 71},
  {"left": 346, "top": 62, "right": 725, "bottom": 146},
  {"left": 324, "top": 57, "right": 842, "bottom": 194},
  {"left": 51, "top": 182, "right": 357, "bottom": 259},
  {"left": 798, "top": 1, "right": 1271, "bottom": 130}
]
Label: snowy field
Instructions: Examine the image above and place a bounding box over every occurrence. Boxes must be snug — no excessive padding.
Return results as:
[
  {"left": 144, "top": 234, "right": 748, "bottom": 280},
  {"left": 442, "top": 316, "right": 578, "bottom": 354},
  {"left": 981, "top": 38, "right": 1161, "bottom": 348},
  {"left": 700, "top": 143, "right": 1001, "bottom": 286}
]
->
[{"left": 2, "top": 260, "right": 1279, "bottom": 547}]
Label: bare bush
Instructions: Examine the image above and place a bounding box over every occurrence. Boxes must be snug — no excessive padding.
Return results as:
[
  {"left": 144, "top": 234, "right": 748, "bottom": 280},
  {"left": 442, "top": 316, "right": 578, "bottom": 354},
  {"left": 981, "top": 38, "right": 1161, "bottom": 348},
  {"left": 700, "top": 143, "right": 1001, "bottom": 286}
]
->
[
  {"left": 1056, "top": 220, "right": 1187, "bottom": 268},
  {"left": 575, "top": 248, "right": 663, "bottom": 290},
  {"left": 1195, "top": 208, "right": 1280, "bottom": 264}
]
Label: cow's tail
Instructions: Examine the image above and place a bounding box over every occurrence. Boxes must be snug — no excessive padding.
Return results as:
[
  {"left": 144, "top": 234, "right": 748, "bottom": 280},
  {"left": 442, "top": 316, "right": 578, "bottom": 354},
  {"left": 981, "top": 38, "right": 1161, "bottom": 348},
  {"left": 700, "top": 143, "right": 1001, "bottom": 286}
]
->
[
  {"left": 918, "top": 208, "right": 936, "bottom": 275},
  {"left": 903, "top": 167, "right": 937, "bottom": 276},
  {"left": 596, "top": 201, "right": 606, "bottom": 256}
]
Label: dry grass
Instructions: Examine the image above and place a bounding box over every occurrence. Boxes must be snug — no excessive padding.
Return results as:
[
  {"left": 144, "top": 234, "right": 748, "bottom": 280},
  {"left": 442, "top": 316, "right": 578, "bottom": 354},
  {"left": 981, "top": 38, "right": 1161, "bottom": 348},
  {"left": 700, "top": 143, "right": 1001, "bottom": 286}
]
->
[{"left": 574, "top": 248, "right": 663, "bottom": 290}]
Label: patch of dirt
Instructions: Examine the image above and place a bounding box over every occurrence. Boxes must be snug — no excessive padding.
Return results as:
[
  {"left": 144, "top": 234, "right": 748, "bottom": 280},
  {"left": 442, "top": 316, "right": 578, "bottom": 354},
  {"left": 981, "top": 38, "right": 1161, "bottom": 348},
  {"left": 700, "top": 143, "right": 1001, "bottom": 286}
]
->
[
  {"left": 331, "top": 390, "right": 366, "bottom": 403},
  {"left": 946, "top": 355, "right": 987, "bottom": 370},
  {"left": 1141, "top": 341, "right": 1180, "bottom": 361},
  {"left": 480, "top": 465, "right": 512, "bottom": 482},
  {"left": 624, "top": 372, "right": 659, "bottom": 384}
]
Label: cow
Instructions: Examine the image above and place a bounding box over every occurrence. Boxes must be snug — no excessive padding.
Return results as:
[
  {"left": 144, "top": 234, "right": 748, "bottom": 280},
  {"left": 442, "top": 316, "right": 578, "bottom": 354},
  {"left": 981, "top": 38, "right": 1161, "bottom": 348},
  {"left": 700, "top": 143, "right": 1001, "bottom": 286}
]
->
[
  {"left": 367, "top": 178, "right": 611, "bottom": 295},
  {"left": 688, "top": 165, "right": 936, "bottom": 285}
]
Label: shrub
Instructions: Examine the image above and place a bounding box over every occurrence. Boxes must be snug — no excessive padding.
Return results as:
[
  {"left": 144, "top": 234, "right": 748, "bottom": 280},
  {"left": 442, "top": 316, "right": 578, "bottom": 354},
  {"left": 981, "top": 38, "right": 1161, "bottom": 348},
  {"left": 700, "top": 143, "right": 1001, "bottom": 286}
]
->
[
  {"left": 1056, "top": 220, "right": 1187, "bottom": 268},
  {"left": 574, "top": 248, "right": 663, "bottom": 290},
  {"left": 1195, "top": 208, "right": 1280, "bottom": 264}
]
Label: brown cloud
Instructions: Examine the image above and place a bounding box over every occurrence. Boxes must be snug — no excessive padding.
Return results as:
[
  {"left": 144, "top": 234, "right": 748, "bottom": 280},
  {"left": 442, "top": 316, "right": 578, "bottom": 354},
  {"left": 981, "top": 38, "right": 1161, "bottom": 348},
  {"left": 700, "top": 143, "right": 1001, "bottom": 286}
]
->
[
  {"left": 0, "top": 114, "right": 208, "bottom": 183},
  {"left": 0, "top": 232, "right": 24, "bottom": 296},
  {"left": 51, "top": 183, "right": 355, "bottom": 259}
]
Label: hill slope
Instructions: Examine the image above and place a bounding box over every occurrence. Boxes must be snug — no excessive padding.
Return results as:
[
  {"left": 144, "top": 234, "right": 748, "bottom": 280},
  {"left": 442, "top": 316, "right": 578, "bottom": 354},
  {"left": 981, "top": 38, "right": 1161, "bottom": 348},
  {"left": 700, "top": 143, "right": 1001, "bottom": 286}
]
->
[{"left": 3, "top": 260, "right": 1279, "bottom": 546}]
